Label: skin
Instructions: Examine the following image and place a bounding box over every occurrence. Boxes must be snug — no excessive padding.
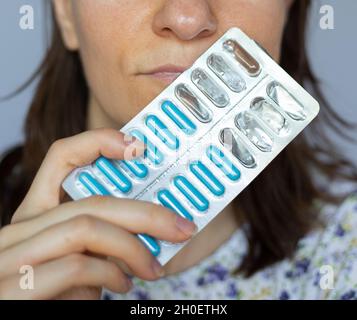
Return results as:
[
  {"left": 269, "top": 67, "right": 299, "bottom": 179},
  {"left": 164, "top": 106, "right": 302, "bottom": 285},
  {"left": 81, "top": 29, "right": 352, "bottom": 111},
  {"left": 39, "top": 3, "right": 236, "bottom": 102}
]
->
[{"left": 0, "top": 0, "right": 293, "bottom": 299}]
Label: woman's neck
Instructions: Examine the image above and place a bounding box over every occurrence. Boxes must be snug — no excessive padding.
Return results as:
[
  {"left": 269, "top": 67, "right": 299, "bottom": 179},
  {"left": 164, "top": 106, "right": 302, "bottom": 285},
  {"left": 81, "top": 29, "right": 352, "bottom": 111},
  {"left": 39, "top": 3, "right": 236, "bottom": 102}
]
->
[{"left": 164, "top": 204, "right": 240, "bottom": 275}]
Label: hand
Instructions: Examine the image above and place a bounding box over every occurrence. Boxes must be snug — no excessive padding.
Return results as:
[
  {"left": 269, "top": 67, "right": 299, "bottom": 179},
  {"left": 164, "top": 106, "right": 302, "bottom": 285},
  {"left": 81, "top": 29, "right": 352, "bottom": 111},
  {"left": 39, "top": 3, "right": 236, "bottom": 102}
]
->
[{"left": 0, "top": 129, "right": 197, "bottom": 299}]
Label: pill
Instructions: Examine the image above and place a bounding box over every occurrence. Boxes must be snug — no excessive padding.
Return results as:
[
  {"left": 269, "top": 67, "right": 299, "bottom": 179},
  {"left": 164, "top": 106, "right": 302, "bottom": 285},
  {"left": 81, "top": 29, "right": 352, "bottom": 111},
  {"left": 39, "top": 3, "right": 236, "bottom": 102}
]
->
[
  {"left": 130, "top": 129, "right": 164, "bottom": 165},
  {"left": 78, "top": 171, "right": 111, "bottom": 196},
  {"left": 191, "top": 68, "right": 230, "bottom": 108},
  {"left": 157, "top": 189, "right": 193, "bottom": 221},
  {"left": 251, "top": 97, "right": 289, "bottom": 135},
  {"left": 219, "top": 128, "right": 256, "bottom": 168},
  {"left": 145, "top": 115, "right": 180, "bottom": 150},
  {"left": 137, "top": 234, "right": 161, "bottom": 257},
  {"left": 80, "top": 171, "right": 160, "bottom": 257},
  {"left": 173, "top": 175, "right": 209, "bottom": 212},
  {"left": 175, "top": 83, "right": 212, "bottom": 123},
  {"left": 235, "top": 112, "right": 273, "bottom": 152},
  {"left": 95, "top": 157, "right": 132, "bottom": 194},
  {"left": 190, "top": 161, "right": 225, "bottom": 196},
  {"left": 223, "top": 39, "right": 261, "bottom": 77},
  {"left": 161, "top": 100, "right": 197, "bottom": 135},
  {"left": 122, "top": 159, "right": 148, "bottom": 179},
  {"left": 267, "top": 81, "right": 307, "bottom": 121},
  {"left": 207, "top": 54, "right": 246, "bottom": 93},
  {"left": 206, "top": 145, "right": 241, "bottom": 181}
]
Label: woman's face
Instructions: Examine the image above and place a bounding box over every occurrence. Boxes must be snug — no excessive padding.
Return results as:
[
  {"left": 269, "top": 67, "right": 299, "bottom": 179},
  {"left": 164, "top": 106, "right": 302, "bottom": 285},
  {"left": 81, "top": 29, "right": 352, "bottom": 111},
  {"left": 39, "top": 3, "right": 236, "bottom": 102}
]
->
[{"left": 54, "top": 0, "right": 293, "bottom": 128}]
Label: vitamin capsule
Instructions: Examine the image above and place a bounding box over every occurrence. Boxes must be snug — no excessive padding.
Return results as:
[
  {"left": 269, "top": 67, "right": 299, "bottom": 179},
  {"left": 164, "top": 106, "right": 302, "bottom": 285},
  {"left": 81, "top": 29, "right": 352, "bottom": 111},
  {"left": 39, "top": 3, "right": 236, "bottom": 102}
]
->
[
  {"left": 80, "top": 171, "right": 160, "bottom": 257},
  {"left": 219, "top": 128, "right": 256, "bottom": 168},
  {"left": 191, "top": 68, "right": 230, "bottom": 108},
  {"left": 173, "top": 176, "right": 209, "bottom": 212},
  {"left": 267, "top": 82, "right": 307, "bottom": 121},
  {"left": 161, "top": 100, "right": 197, "bottom": 135},
  {"left": 206, "top": 145, "right": 241, "bottom": 181},
  {"left": 130, "top": 129, "right": 164, "bottom": 165},
  {"left": 175, "top": 84, "right": 212, "bottom": 123},
  {"left": 251, "top": 97, "right": 289, "bottom": 135},
  {"left": 157, "top": 189, "right": 193, "bottom": 221},
  {"left": 207, "top": 54, "right": 246, "bottom": 93},
  {"left": 145, "top": 115, "right": 180, "bottom": 150},
  {"left": 235, "top": 112, "right": 273, "bottom": 152},
  {"left": 190, "top": 161, "right": 225, "bottom": 196},
  {"left": 122, "top": 159, "right": 148, "bottom": 179},
  {"left": 223, "top": 39, "right": 261, "bottom": 77},
  {"left": 78, "top": 171, "right": 111, "bottom": 196},
  {"left": 137, "top": 234, "right": 161, "bottom": 257},
  {"left": 95, "top": 157, "right": 132, "bottom": 194}
]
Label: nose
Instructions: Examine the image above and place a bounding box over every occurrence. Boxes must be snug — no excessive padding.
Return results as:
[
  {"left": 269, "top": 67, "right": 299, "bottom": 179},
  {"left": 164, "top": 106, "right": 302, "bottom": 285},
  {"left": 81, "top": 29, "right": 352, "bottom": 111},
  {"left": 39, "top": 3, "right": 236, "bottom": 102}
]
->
[{"left": 153, "top": 0, "right": 218, "bottom": 41}]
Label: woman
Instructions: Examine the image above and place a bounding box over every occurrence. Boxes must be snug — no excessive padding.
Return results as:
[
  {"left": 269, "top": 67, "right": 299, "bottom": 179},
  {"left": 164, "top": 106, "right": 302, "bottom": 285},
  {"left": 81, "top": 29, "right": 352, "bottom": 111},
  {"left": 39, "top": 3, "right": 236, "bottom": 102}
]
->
[{"left": 0, "top": 0, "right": 356, "bottom": 300}]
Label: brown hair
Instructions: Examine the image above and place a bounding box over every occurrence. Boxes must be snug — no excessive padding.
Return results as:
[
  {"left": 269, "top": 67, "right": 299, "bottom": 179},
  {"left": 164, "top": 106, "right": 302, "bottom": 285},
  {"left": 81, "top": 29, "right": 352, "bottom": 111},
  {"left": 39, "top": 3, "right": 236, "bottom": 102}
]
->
[{"left": 0, "top": 1, "right": 356, "bottom": 276}]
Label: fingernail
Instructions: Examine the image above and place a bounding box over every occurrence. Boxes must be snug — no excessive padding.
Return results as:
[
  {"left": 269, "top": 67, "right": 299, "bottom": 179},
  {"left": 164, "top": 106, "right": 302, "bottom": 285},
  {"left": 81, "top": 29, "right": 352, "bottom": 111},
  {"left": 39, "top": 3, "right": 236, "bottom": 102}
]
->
[
  {"left": 152, "top": 259, "right": 165, "bottom": 278},
  {"left": 124, "top": 135, "right": 145, "bottom": 148},
  {"left": 175, "top": 215, "right": 197, "bottom": 236}
]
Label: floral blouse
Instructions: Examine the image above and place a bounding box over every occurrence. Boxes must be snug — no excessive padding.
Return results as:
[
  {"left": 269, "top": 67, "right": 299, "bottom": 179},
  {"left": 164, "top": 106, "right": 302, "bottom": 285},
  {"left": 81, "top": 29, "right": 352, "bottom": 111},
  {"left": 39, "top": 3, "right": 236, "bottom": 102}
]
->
[{"left": 102, "top": 191, "right": 357, "bottom": 300}]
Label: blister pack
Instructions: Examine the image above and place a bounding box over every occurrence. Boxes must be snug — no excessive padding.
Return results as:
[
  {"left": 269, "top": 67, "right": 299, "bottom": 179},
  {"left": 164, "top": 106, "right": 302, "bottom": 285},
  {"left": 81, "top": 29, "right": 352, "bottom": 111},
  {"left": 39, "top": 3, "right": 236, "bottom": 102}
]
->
[{"left": 62, "top": 28, "right": 320, "bottom": 265}]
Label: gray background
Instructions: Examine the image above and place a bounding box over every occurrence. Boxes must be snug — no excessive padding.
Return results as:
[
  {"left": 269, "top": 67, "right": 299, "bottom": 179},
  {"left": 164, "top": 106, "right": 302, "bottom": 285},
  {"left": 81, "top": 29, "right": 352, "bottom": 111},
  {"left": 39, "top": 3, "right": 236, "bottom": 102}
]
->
[{"left": 0, "top": 0, "right": 356, "bottom": 164}]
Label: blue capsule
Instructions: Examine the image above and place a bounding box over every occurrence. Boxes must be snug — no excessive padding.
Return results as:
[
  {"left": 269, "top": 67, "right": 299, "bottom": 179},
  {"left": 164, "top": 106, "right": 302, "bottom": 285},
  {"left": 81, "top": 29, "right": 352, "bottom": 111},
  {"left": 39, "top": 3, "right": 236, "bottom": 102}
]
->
[
  {"left": 78, "top": 172, "right": 111, "bottom": 196},
  {"left": 122, "top": 159, "right": 148, "bottom": 179},
  {"left": 157, "top": 189, "right": 193, "bottom": 221},
  {"left": 145, "top": 115, "right": 180, "bottom": 150},
  {"left": 173, "top": 176, "right": 209, "bottom": 212},
  {"left": 161, "top": 100, "right": 197, "bottom": 135},
  {"left": 190, "top": 161, "right": 225, "bottom": 196},
  {"left": 137, "top": 234, "right": 161, "bottom": 257},
  {"left": 95, "top": 157, "right": 132, "bottom": 194},
  {"left": 130, "top": 129, "right": 164, "bottom": 165},
  {"left": 206, "top": 146, "right": 241, "bottom": 181}
]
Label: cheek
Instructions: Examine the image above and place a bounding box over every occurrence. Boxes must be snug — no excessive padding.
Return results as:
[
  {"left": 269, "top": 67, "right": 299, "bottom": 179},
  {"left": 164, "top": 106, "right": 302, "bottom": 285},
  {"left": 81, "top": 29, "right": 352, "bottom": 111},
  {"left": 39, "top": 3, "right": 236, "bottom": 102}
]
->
[
  {"left": 218, "top": 0, "right": 288, "bottom": 60},
  {"left": 71, "top": 1, "right": 140, "bottom": 124}
]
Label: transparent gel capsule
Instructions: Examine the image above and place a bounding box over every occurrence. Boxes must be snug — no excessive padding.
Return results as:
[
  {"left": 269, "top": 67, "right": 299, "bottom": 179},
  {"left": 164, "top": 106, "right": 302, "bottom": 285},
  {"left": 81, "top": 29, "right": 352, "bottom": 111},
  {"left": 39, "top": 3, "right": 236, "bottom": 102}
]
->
[
  {"left": 219, "top": 128, "right": 256, "bottom": 168},
  {"left": 267, "top": 82, "right": 307, "bottom": 121},
  {"left": 207, "top": 54, "right": 246, "bottom": 93},
  {"left": 251, "top": 98, "right": 289, "bottom": 135},
  {"left": 235, "top": 112, "right": 273, "bottom": 152},
  {"left": 191, "top": 68, "right": 230, "bottom": 108},
  {"left": 175, "top": 84, "right": 212, "bottom": 123},
  {"left": 223, "top": 39, "right": 261, "bottom": 77}
]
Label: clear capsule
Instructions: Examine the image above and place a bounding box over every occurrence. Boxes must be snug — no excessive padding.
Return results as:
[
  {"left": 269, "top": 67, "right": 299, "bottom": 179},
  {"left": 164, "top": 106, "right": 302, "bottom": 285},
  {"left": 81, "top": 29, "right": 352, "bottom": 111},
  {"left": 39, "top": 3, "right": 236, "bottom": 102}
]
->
[
  {"left": 175, "top": 84, "right": 212, "bottom": 123},
  {"left": 191, "top": 68, "right": 230, "bottom": 108},
  {"left": 251, "top": 98, "right": 289, "bottom": 135},
  {"left": 235, "top": 112, "right": 273, "bottom": 152},
  {"left": 267, "top": 82, "right": 307, "bottom": 121},
  {"left": 223, "top": 39, "right": 261, "bottom": 77},
  {"left": 219, "top": 128, "right": 256, "bottom": 168},
  {"left": 207, "top": 54, "right": 246, "bottom": 93}
]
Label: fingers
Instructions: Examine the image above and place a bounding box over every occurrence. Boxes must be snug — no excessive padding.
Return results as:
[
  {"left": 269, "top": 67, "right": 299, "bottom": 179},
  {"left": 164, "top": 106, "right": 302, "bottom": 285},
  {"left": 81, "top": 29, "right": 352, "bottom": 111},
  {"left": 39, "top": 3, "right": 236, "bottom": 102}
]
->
[
  {"left": 14, "top": 128, "right": 145, "bottom": 221},
  {"left": 0, "top": 254, "right": 131, "bottom": 300},
  {"left": 0, "top": 197, "right": 197, "bottom": 251},
  {"left": 0, "top": 215, "right": 165, "bottom": 281}
]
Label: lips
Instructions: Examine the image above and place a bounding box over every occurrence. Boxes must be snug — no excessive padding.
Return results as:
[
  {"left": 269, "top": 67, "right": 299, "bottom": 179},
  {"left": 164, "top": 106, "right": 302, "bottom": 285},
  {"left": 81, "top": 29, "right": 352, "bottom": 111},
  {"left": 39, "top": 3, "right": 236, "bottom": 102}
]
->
[{"left": 139, "top": 64, "right": 191, "bottom": 84}]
